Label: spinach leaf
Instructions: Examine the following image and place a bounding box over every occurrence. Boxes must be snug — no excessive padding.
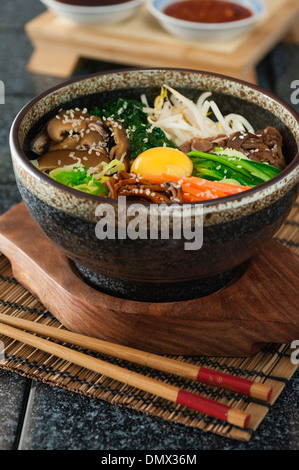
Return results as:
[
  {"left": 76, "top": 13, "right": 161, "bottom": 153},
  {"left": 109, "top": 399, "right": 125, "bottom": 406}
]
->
[{"left": 91, "top": 98, "right": 148, "bottom": 128}]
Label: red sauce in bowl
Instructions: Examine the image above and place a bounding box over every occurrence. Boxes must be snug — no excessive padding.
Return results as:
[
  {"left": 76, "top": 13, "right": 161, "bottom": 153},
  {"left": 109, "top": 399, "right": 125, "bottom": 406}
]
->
[{"left": 163, "top": 0, "right": 253, "bottom": 23}]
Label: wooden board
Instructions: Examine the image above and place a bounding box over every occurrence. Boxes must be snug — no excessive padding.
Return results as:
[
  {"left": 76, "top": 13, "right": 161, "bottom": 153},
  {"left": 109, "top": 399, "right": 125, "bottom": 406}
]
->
[
  {"left": 0, "top": 202, "right": 298, "bottom": 357},
  {"left": 24, "top": 0, "right": 299, "bottom": 81}
]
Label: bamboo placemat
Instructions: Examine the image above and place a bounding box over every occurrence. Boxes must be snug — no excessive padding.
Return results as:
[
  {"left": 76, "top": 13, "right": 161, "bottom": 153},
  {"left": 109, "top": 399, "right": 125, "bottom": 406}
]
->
[{"left": 0, "top": 199, "right": 298, "bottom": 442}]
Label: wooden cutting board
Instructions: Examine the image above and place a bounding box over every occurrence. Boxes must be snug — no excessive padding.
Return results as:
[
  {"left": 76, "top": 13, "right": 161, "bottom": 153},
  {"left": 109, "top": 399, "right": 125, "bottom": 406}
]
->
[
  {"left": 24, "top": 0, "right": 299, "bottom": 81},
  {"left": 0, "top": 202, "right": 298, "bottom": 357}
]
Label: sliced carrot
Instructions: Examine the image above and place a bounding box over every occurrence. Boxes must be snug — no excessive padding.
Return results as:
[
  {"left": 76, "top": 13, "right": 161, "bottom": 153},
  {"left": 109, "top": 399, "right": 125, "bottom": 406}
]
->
[
  {"left": 182, "top": 185, "right": 227, "bottom": 200},
  {"left": 183, "top": 193, "right": 200, "bottom": 202},
  {"left": 139, "top": 173, "right": 252, "bottom": 201},
  {"left": 141, "top": 174, "right": 226, "bottom": 199},
  {"left": 189, "top": 176, "right": 252, "bottom": 194}
]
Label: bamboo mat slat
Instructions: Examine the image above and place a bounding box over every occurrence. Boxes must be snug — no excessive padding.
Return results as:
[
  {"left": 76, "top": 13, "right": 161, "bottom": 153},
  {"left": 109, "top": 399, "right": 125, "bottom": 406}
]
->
[{"left": 0, "top": 198, "right": 298, "bottom": 442}]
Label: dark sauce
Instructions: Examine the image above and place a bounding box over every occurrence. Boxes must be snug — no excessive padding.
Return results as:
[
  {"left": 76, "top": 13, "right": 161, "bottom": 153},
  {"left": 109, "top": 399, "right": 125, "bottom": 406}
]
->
[
  {"left": 56, "top": 0, "right": 130, "bottom": 6},
  {"left": 163, "top": 0, "right": 253, "bottom": 23}
]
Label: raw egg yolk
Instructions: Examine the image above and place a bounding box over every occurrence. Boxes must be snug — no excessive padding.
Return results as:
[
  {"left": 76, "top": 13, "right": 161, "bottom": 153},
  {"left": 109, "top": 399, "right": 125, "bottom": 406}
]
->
[{"left": 130, "top": 147, "right": 193, "bottom": 177}]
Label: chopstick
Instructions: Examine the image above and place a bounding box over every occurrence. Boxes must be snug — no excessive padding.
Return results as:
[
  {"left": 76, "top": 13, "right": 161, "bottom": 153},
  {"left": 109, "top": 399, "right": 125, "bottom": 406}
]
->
[
  {"left": 0, "top": 313, "right": 272, "bottom": 401},
  {"left": 0, "top": 319, "right": 251, "bottom": 428}
]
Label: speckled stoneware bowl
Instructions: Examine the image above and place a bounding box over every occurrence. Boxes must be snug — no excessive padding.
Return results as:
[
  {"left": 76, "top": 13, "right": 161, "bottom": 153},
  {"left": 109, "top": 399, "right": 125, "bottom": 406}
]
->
[{"left": 9, "top": 68, "right": 299, "bottom": 302}]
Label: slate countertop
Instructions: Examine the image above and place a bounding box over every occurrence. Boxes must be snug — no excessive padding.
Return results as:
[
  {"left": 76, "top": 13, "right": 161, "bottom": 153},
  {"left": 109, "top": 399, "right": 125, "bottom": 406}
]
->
[{"left": 0, "top": 0, "right": 299, "bottom": 451}]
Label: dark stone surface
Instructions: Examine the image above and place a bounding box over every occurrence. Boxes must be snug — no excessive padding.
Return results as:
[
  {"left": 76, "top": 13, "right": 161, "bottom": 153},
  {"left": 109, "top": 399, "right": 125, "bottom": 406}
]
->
[{"left": 0, "top": 0, "right": 299, "bottom": 451}]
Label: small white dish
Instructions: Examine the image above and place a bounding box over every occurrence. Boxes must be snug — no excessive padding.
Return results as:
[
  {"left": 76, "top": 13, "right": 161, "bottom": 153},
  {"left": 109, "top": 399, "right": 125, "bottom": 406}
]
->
[
  {"left": 148, "top": 0, "right": 266, "bottom": 41},
  {"left": 40, "top": 0, "right": 145, "bottom": 25}
]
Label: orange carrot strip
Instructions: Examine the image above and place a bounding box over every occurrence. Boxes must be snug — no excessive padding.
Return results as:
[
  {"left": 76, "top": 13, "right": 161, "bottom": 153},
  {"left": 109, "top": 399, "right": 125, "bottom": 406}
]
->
[
  {"left": 181, "top": 184, "right": 227, "bottom": 199},
  {"left": 153, "top": 174, "right": 228, "bottom": 198},
  {"left": 141, "top": 173, "right": 251, "bottom": 193},
  {"left": 189, "top": 176, "right": 252, "bottom": 194},
  {"left": 183, "top": 193, "right": 198, "bottom": 202},
  {"left": 139, "top": 174, "right": 251, "bottom": 200},
  {"left": 155, "top": 174, "right": 251, "bottom": 195},
  {"left": 140, "top": 174, "right": 226, "bottom": 199}
]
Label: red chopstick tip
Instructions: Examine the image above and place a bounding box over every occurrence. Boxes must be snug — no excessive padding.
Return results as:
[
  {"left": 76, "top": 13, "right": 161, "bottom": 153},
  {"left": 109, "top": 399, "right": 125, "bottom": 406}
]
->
[
  {"left": 266, "top": 386, "right": 273, "bottom": 401},
  {"left": 227, "top": 409, "right": 251, "bottom": 429},
  {"left": 244, "top": 413, "right": 251, "bottom": 428},
  {"left": 176, "top": 389, "right": 250, "bottom": 427},
  {"left": 250, "top": 383, "right": 273, "bottom": 402}
]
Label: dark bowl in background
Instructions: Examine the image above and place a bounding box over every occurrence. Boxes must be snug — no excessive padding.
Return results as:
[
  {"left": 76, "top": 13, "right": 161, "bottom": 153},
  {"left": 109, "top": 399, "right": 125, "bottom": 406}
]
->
[{"left": 9, "top": 68, "right": 299, "bottom": 302}]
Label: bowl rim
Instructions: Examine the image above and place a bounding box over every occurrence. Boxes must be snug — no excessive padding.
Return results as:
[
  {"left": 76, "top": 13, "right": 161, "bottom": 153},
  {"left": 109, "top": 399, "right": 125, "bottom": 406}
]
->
[
  {"left": 10, "top": 67, "right": 299, "bottom": 207},
  {"left": 148, "top": 0, "right": 266, "bottom": 30},
  {"left": 40, "top": 0, "right": 145, "bottom": 13}
]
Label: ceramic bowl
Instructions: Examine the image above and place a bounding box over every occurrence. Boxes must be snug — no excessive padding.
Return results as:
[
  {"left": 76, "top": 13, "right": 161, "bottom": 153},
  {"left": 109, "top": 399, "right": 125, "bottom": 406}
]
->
[
  {"left": 40, "top": 0, "right": 145, "bottom": 24},
  {"left": 9, "top": 68, "right": 299, "bottom": 302},
  {"left": 148, "top": 0, "right": 266, "bottom": 41}
]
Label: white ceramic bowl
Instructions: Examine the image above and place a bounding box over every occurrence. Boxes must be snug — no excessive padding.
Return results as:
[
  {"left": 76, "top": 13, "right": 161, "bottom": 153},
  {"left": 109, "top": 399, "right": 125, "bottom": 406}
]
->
[
  {"left": 40, "top": 0, "right": 145, "bottom": 24},
  {"left": 148, "top": 0, "right": 266, "bottom": 41}
]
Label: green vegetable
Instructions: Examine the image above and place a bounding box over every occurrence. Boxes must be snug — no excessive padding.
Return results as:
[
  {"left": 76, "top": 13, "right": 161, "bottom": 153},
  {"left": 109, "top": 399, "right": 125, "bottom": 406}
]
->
[
  {"left": 91, "top": 98, "right": 177, "bottom": 159},
  {"left": 188, "top": 150, "right": 282, "bottom": 187},
  {"left": 91, "top": 98, "right": 148, "bottom": 129},
  {"left": 49, "top": 166, "right": 109, "bottom": 196},
  {"left": 128, "top": 124, "right": 177, "bottom": 159}
]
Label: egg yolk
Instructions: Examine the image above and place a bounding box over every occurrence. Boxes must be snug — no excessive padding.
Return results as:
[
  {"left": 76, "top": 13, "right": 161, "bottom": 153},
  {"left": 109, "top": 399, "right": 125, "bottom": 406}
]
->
[{"left": 130, "top": 147, "right": 193, "bottom": 178}]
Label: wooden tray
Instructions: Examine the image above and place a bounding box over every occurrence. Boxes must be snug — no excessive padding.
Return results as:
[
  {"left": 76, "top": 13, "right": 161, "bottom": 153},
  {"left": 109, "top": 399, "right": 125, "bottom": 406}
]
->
[
  {"left": 0, "top": 202, "right": 298, "bottom": 357},
  {"left": 24, "top": 0, "right": 299, "bottom": 81}
]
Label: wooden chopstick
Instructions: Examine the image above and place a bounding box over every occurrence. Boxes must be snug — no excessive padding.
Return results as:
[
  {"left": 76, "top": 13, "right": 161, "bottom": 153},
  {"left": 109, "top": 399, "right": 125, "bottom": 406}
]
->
[
  {"left": 0, "top": 313, "right": 272, "bottom": 401},
  {"left": 0, "top": 319, "right": 250, "bottom": 428}
]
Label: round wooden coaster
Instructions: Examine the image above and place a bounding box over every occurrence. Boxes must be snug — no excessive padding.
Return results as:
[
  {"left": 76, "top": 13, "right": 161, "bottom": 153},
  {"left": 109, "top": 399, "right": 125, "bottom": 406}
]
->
[{"left": 0, "top": 203, "right": 298, "bottom": 357}]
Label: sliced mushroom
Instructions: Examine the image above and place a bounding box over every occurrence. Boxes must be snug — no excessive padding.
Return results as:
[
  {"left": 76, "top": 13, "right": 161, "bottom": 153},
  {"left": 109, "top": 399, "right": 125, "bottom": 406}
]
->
[
  {"left": 30, "top": 127, "right": 50, "bottom": 155},
  {"left": 48, "top": 134, "right": 81, "bottom": 152},
  {"left": 105, "top": 120, "right": 131, "bottom": 171},
  {"left": 79, "top": 130, "right": 109, "bottom": 156},
  {"left": 32, "top": 109, "right": 132, "bottom": 174},
  {"left": 37, "top": 149, "right": 111, "bottom": 173},
  {"left": 47, "top": 109, "right": 89, "bottom": 143},
  {"left": 87, "top": 116, "right": 110, "bottom": 140}
]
